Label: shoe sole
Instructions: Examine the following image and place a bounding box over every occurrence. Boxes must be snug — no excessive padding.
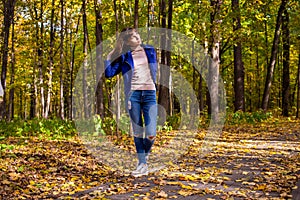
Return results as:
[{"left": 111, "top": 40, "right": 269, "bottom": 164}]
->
[
  {"left": 148, "top": 165, "right": 165, "bottom": 173},
  {"left": 131, "top": 165, "right": 165, "bottom": 177},
  {"left": 132, "top": 172, "right": 149, "bottom": 177}
]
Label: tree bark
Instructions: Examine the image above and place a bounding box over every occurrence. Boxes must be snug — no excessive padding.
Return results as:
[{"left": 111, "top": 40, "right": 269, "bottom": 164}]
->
[
  {"left": 30, "top": 68, "right": 37, "bottom": 119},
  {"left": 8, "top": 12, "right": 15, "bottom": 121},
  {"left": 167, "top": 0, "right": 172, "bottom": 113},
  {"left": 296, "top": 53, "right": 300, "bottom": 118},
  {"left": 261, "top": 0, "right": 288, "bottom": 111},
  {"left": 282, "top": 8, "right": 290, "bottom": 117},
  {"left": 38, "top": 0, "right": 45, "bottom": 118},
  {"left": 60, "top": 0, "right": 65, "bottom": 119},
  {"left": 1, "top": 0, "right": 16, "bottom": 119},
  {"left": 113, "top": 0, "right": 118, "bottom": 33},
  {"left": 158, "top": 0, "right": 170, "bottom": 120},
  {"left": 134, "top": 0, "right": 139, "bottom": 28},
  {"left": 256, "top": 34, "right": 261, "bottom": 110},
  {"left": 147, "top": 0, "right": 155, "bottom": 27},
  {"left": 208, "top": 0, "right": 222, "bottom": 120},
  {"left": 82, "top": 0, "right": 89, "bottom": 119},
  {"left": 94, "top": 0, "right": 104, "bottom": 118},
  {"left": 29, "top": 1, "right": 44, "bottom": 119},
  {"left": 114, "top": 0, "right": 121, "bottom": 135},
  {"left": 45, "top": 0, "right": 56, "bottom": 119},
  {"left": 69, "top": 16, "right": 81, "bottom": 119},
  {"left": 232, "top": 0, "right": 245, "bottom": 112}
]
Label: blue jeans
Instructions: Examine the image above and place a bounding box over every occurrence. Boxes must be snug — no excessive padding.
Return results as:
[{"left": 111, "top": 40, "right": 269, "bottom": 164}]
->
[{"left": 128, "top": 90, "right": 157, "bottom": 164}]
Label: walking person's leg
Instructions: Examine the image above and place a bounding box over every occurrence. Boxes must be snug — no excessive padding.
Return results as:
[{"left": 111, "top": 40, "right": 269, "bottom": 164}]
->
[
  {"left": 129, "top": 90, "right": 157, "bottom": 176},
  {"left": 142, "top": 90, "right": 157, "bottom": 161},
  {"left": 128, "top": 91, "right": 149, "bottom": 176}
]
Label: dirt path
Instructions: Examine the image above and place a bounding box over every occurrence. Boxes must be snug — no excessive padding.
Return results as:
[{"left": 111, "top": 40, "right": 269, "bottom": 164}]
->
[{"left": 64, "top": 123, "right": 300, "bottom": 199}]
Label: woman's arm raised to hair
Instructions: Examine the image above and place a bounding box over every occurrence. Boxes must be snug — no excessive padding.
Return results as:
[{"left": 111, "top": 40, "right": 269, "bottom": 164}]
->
[{"left": 104, "top": 53, "right": 123, "bottom": 78}]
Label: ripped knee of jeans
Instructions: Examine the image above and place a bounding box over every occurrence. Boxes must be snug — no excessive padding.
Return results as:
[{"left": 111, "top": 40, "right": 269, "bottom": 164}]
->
[
  {"left": 134, "top": 133, "right": 143, "bottom": 138},
  {"left": 147, "top": 135, "right": 156, "bottom": 141}
]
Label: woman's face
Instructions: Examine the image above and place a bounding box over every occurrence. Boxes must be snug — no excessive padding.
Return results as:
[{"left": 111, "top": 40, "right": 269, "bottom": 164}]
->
[{"left": 125, "top": 31, "right": 141, "bottom": 48}]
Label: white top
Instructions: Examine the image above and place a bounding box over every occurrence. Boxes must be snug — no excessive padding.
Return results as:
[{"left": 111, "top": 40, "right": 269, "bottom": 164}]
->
[{"left": 131, "top": 45, "right": 156, "bottom": 90}]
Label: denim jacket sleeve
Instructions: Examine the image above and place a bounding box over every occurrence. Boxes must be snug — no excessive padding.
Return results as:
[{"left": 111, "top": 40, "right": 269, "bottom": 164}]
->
[{"left": 104, "top": 56, "right": 123, "bottom": 78}]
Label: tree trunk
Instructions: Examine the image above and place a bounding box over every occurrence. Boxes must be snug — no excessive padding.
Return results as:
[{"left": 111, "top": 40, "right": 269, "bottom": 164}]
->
[
  {"left": 147, "top": 0, "right": 155, "bottom": 27},
  {"left": 94, "top": 0, "right": 104, "bottom": 118},
  {"left": 208, "top": 0, "right": 222, "bottom": 120},
  {"left": 297, "top": 53, "right": 300, "bottom": 118},
  {"left": 167, "top": 0, "right": 172, "bottom": 113},
  {"left": 113, "top": 0, "right": 121, "bottom": 135},
  {"left": 232, "top": 0, "right": 245, "bottom": 112},
  {"left": 82, "top": 0, "right": 89, "bottom": 119},
  {"left": 261, "top": 0, "right": 288, "bottom": 111},
  {"left": 38, "top": 0, "right": 45, "bottom": 118},
  {"left": 158, "top": 0, "right": 170, "bottom": 120},
  {"left": 200, "top": 22, "right": 208, "bottom": 113},
  {"left": 134, "top": 0, "right": 139, "bottom": 28},
  {"left": 113, "top": 0, "right": 119, "bottom": 33},
  {"left": 1, "top": 0, "right": 16, "bottom": 119},
  {"left": 8, "top": 13, "right": 15, "bottom": 121},
  {"left": 264, "top": 10, "right": 269, "bottom": 68},
  {"left": 256, "top": 34, "right": 261, "bottom": 110},
  {"left": 30, "top": 70, "right": 37, "bottom": 119},
  {"left": 192, "top": 40, "right": 196, "bottom": 114},
  {"left": 45, "top": 0, "right": 56, "bottom": 119},
  {"left": 30, "top": 2, "right": 41, "bottom": 119},
  {"left": 60, "top": 0, "right": 65, "bottom": 119},
  {"left": 282, "top": 8, "right": 290, "bottom": 117},
  {"left": 64, "top": 11, "right": 70, "bottom": 119}
]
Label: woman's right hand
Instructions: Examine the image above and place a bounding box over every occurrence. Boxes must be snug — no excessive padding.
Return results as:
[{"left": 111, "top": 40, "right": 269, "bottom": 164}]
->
[{"left": 107, "top": 50, "right": 114, "bottom": 60}]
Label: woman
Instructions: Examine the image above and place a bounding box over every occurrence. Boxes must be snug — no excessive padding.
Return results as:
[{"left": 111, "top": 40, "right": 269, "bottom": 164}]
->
[{"left": 105, "top": 28, "right": 158, "bottom": 177}]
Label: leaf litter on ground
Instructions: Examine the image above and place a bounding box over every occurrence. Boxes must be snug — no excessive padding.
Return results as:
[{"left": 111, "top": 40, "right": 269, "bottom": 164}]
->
[{"left": 0, "top": 117, "right": 299, "bottom": 199}]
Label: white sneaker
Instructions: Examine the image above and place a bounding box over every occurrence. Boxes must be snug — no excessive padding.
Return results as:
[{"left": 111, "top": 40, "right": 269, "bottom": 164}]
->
[
  {"left": 135, "top": 155, "right": 149, "bottom": 168},
  {"left": 132, "top": 163, "right": 148, "bottom": 177}
]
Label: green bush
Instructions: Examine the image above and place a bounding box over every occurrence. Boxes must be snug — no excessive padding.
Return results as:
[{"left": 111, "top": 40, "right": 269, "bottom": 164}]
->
[
  {"left": 0, "top": 118, "right": 77, "bottom": 139},
  {"left": 227, "top": 110, "right": 273, "bottom": 125}
]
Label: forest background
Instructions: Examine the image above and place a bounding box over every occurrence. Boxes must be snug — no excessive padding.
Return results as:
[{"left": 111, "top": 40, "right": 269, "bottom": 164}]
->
[
  {"left": 1, "top": 0, "right": 300, "bottom": 130},
  {"left": 1, "top": 0, "right": 300, "bottom": 199}
]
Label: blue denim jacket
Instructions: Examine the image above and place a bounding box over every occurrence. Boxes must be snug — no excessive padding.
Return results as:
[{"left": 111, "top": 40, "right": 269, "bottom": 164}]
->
[{"left": 104, "top": 44, "right": 157, "bottom": 98}]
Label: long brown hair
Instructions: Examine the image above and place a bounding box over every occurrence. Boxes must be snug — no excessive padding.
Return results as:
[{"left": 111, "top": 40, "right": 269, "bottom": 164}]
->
[{"left": 110, "top": 27, "right": 137, "bottom": 60}]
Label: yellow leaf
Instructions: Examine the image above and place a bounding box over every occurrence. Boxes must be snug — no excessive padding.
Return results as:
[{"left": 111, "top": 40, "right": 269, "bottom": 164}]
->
[
  {"left": 242, "top": 171, "right": 249, "bottom": 175},
  {"left": 157, "top": 190, "right": 168, "bottom": 198},
  {"left": 264, "top": 172, "right": 273, "bottom": 175},
  {"left": 242, "top": 181, "right": 255, "bottom": 186},
  {"left": 223, "top": 176, "right": 231, "bottom": 181},
  {"left": 178, "top": 190, "right": 189, "bottom": 196},
  {"left": 167, "top": 181, "right": 182, "bottom": 186},
  {"left": 9, "top": 172, "right": 20, "bottom": 181},
  {"left": 181, "top": 184, "right": 193, "bottom": 190},
  {"left": 2, "top": 180, "right": 11, "bottom": 185},
  {"left": 257, "top": 184, "right": 267, "bottom": 190},
  {"left": 188, "top": 183, "right": 197, "bottom": 187},
  {"left": 16, "top": 196, "right": 26, "bottom": 200},
  {"left": 292, "top": 186, "right": 298, "bottom": 190}
]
